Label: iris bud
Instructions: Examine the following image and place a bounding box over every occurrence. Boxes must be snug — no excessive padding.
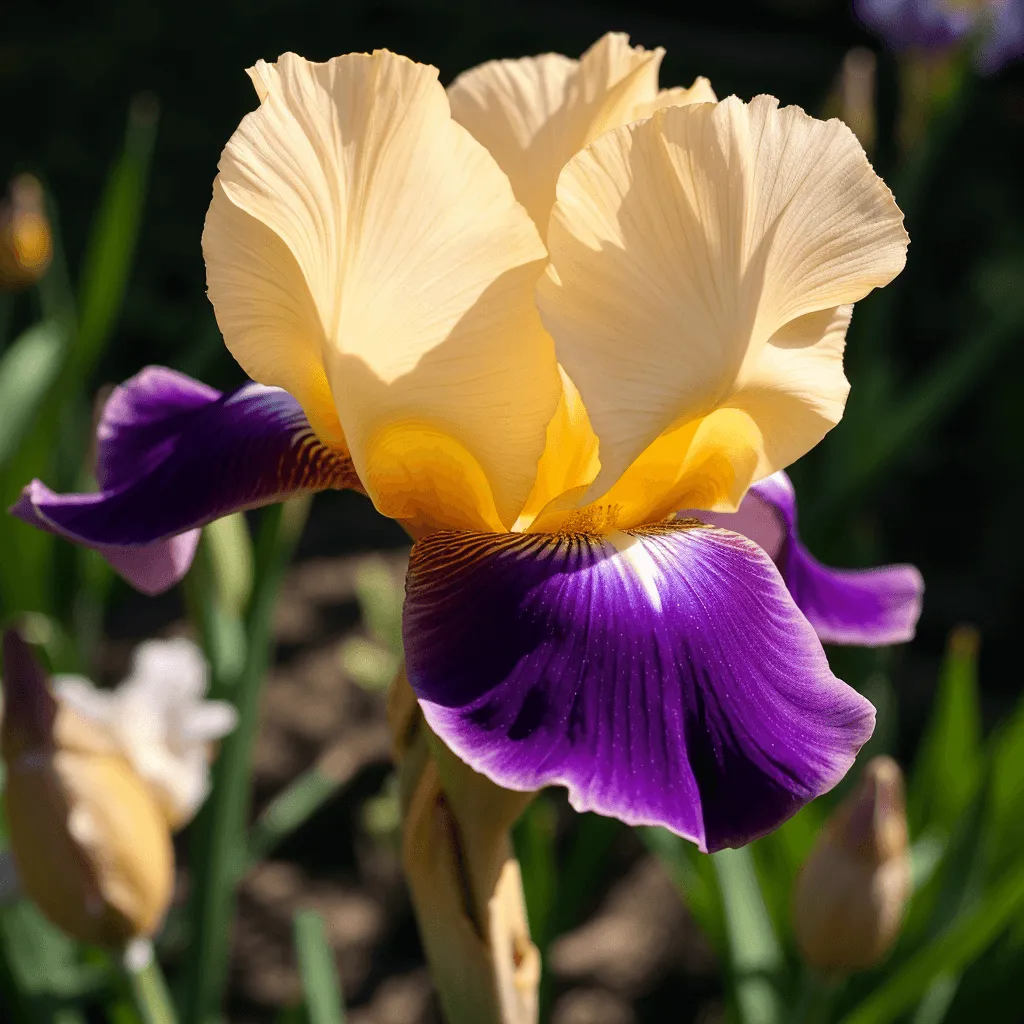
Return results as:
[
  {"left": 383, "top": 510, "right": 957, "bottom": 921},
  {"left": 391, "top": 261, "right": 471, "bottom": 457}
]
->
[
  {"left": 792, "top": 756, "right": 911, "bottom": 974},
  {"left": 0, "top": 630, "right": 174, "bottom": 946},
  {"left": 0, "top": 175, "right": 52, "bottom": 291}
]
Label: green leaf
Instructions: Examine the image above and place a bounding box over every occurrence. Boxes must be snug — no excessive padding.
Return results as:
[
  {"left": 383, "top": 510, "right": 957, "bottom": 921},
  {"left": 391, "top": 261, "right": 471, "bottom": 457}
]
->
[
  {"left": 837, "top": 861, "right": 1024, "bottom": 1024},
  {"left": 246, "top": 767, "right": 345, "bottom": 867},
  {"left": 0, "top": 321, "right": 66, "bottom": 472},
  {"left": 180, "top": 500, "right": 309, "bottom": 1024},
  {"left": 294, "top": 909, "right": 346, "bottom": 1024},
  {"left": 985, "top": 691, "right": 1024, "bottom": 878},
  {"left": 639, "top": 826, "right": 725, "bottom": 955},
  {"left": 513, "top": 796, "right": 558, "bottom": 953},
  {"left": 75, "top": 94, "right": 159, "bottom": 378},
  {"left": 909, "top": 626, "right": 982, "bottom": 835},
  {"left": 902, "top": 764, "right": 991, "bottom": 950},
  {"left": 909, "top": 974, "right": 959, "bottom": 1024},
  {"left": 205, "top": 512, "right": 254, "bottom": 618},
  {"left": 551, "top": 814, "right": 621, "bottom": 939},
  {"left": 338, "top": 637, "right": 399, "bottom": 692},
  {"left": 124, "top": 944, "right": 178, "bottom": 1024},
  {"left": 0, "top": 901, "right": 107, "bottom": 1024},
  {"left": 713, "top": 847, "right": 784, "bottom": 1024},
  {"left": 353, "top": 558, "right": 404, "bottom": 653},
  {"left": 750, "top": 803, "right": 825, "bottom": 943},
  {"left": 0, "top": 426, "right": 62, "bottom": 615}
]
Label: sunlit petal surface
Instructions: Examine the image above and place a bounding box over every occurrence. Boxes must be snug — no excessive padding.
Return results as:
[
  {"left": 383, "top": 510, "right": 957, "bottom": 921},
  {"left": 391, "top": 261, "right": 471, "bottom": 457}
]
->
[
  {"left": 204, "top": 49, "right": 560, "bottom": 532},
  {"left": 403, "top": 522, "right": 875, "bottom": 851},
  {"left": 448, "top": 32, "right": 670, "bottom": 234},
  {"left": 538, "top": 96, "right": 908, "bottom": 509},
  {"left": 685, "top": 472, "right": 924, "bottom": 645},
  {"left": 11, "top": 367, "right": 356, "bottom": 594}
]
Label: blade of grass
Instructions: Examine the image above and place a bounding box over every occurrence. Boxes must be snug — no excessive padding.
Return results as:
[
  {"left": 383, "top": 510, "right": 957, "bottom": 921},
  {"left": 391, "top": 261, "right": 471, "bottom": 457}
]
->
[
  {"left": 823, "top": 302, "right": 1021, "bottom": 518},
  {"left": 246, "top": 767, "right": 345, "bottom": 867},
  {"left": 124, "top": 942, "right": 176, "bottom": 1024},
  {"left": 985, "top": 688, "right": 1024, "bottom": 879},
  {"left": 513, "top": 796, "right": 558, "bottom": 953},
  {"left": 837, "top": 861, "right": 1024, "bottom": 1024},
  {"left": 639, "top": 827, "right": 725, "bottom": 955},
  {"left": 909, "top": 974, "right": 959, "bottom": 1024},
  {"left": 902, "top": 762, "right": 991, "bottom": 950},
  {"left": 0, "top": 321, "right": 66, "bottom": 472},
  {"left": 713, "top": 847, "right": 784, "bottom": 1024},
  {"left": 909, "top": 626, "right": 982, "bottom": 835},
  {"left": 551, "top": 814, "right": 621, "bottom": 939},
  {"left": 74, "top": 94, "right": 158, "bottom": 378},
  {"left": 294, "top": 909, "right": 346, "bottom": 1024},
  {"left": 180, "top": 498, "right": 308, "bottom": 1024}
]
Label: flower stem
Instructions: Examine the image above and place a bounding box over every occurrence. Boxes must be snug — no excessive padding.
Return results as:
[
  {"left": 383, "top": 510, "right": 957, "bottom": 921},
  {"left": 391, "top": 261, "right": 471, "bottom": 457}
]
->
[{"left": 125, "top": 941, "right": 177, "bottom": 1024}]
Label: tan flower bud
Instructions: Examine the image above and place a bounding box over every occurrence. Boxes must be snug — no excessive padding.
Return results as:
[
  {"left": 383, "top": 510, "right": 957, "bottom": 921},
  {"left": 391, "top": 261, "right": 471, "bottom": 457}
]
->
[
  {"left": 0, "top": 175, "right": 52, "bottom": 291},
  {"left": 0, "top": 631, "right": 174, "bottom": 946},
  {"left": 792, "top": 756, "right": 911, "bottom": 974}
]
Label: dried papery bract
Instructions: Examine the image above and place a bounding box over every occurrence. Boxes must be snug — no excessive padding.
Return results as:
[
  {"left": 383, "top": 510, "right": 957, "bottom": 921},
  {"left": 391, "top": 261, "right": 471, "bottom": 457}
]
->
[
  {"left": 0, "top": 630, "right": 174, "bottom": 947},
  {"left": 389, "top": 668, "right": 540, "bottom": 1024},
  {"left": 792, "top": 756, "right": 911, "bottom": 974}
]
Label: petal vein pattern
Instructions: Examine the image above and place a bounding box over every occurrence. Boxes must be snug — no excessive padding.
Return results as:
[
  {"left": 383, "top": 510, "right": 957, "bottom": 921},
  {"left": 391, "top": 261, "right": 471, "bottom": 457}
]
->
[
  {"left": 403, "top": 522, "right": 875, "bottom": 852},
  {"left": 205, "top": 49, "right": 560, "bottom": 532},
  {"left": 687, "top": 472, "right": 924, "bottom": 646},
  {"left": 538, "top": 95, "right": 909, "bottom": 507},
  {"left": 11, "top": 367, "right": 357, "bottom": 594}
]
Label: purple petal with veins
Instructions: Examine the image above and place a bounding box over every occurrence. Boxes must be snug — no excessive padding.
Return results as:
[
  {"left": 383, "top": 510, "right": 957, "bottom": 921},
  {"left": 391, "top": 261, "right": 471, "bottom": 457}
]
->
[
  {"left": 403, "top": 523, "right": 875, "bottom": 852},
  {"left": 11, "top": 367, "right": 358, "bottom": 595},
  {"left": 682, "top": 472, "right": 923, "bottom": 646}
]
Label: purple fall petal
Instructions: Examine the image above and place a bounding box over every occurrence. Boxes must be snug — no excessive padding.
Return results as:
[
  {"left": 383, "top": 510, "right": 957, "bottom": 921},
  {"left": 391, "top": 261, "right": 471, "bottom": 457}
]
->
[
  {"left": 96, "top": 530, "right": 202, "bottom": 597},
  {"left": 403, "top": 523, "right": 875, "bottom": 852},
  {"left": 683, "top": 472, "right": 923, "bottom": 647},
  {"left": 11, "top": 367, "right": 358, "bottom": 595}
]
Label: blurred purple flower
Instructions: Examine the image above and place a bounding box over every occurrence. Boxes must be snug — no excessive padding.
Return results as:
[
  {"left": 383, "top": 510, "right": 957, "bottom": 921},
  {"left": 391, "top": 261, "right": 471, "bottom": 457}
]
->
[{"left": 855, "top": 0, "right": 1024, "bottom": 72}]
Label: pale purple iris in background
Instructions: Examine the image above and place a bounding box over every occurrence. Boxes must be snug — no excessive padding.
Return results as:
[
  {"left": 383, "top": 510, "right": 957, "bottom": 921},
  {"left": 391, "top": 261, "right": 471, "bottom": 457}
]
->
[{"left": 855, "top": 0, "right": 1024, "bottom": 72}]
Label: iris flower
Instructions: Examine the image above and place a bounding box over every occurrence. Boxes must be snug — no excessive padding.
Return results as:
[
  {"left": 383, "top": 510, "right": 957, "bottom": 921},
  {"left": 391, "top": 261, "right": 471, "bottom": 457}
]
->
[
  {"left": 12, "top": 34, "right": 921, "bottom": 852},
  {"left": 854, "top": 0, "right": 1024, "bottom": 73},
  {"left": 54, "top": 637, "right": 237, "bottom": 829}
]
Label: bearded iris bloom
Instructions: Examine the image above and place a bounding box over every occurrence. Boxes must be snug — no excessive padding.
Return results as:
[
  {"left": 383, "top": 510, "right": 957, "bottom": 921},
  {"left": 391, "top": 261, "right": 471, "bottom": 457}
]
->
[
  {"left": 855, "top": 0, "right": 1024, "bottom": 73},
  {"left": 12, "top": 34, "right": 921, "bottom": 852}
]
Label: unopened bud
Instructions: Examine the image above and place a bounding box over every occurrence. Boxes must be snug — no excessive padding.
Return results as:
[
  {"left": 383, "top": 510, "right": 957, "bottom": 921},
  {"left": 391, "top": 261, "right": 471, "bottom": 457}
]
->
[
  {"left": 792, "top": 756, "right": 911, "bottom": 974},
  {"left": 0, "top": 175, "right": 52, "bottom": 291},
  {"left": 0, "top": 630, "right": 174, "bottom": 946}
]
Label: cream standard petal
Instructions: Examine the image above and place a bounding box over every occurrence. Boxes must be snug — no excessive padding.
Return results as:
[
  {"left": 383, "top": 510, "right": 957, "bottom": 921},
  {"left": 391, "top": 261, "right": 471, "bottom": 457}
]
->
[
  {"left": 447, "top": 32, "right": 664, "bottom": 233},
  {"left": 628, "top": 77, "right": 717, "bottom": 121},
  {"left": 725, "top": 305, "right": 852, "bottom": 480},
  {"left": 205, "top": 51, "right": 560, "bottom": 532},
  {"left": 538, "top": 95, "right": 908, "bottom": 500}
]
